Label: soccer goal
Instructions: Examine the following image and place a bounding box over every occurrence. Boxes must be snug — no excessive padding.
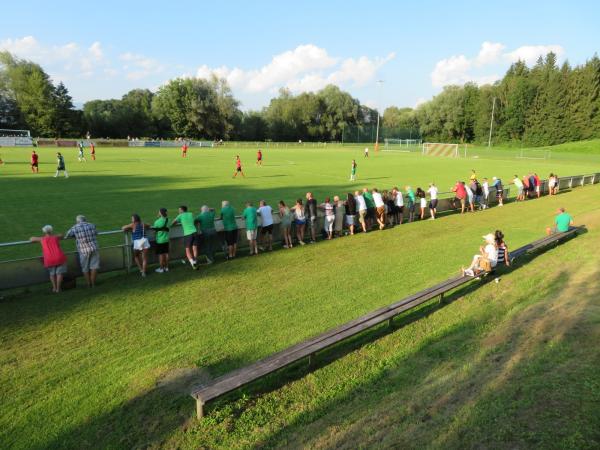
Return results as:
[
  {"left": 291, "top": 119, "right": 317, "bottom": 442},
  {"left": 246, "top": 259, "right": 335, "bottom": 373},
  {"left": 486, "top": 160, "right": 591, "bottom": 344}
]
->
[
  {"left": 516, "top": 149, "right": 551, "bottom": 160},
  {"left": 422, "top": 142, "right": 459, "bottom": 157},
  {"left": 0, "top": 129, "right": 33, "bottom": 147},
  {"left": 383, "top": 138, "right": 423, "bottom": 152}
]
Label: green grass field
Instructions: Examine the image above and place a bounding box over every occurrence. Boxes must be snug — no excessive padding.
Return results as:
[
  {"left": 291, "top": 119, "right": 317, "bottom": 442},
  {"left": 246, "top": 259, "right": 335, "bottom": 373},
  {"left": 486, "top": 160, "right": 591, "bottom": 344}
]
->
[{"left": 1, "top": 141, "right": 600, "bottom": 449}]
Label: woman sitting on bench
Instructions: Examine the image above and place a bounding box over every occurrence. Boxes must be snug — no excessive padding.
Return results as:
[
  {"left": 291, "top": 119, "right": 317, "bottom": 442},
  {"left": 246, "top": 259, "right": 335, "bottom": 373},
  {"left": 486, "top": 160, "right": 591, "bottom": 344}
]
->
[{"left": 462, "top": 233, "right": 498, "bottom": 277}]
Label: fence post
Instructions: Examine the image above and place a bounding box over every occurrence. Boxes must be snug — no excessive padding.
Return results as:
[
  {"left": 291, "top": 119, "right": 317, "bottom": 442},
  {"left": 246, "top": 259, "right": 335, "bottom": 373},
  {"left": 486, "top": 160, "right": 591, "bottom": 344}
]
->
[
  {"left": 569, "top": 177, "right": 573, "bottom": 188},
  {"left": 123, "top": 232, "right": 132, "bottom": 273}
]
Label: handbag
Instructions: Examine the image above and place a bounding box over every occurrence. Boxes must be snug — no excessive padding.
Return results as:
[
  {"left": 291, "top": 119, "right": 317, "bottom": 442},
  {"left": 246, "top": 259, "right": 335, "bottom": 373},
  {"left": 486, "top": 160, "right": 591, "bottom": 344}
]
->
[{"left": 480, "top": 257, "right": 492, "bottom": 272}]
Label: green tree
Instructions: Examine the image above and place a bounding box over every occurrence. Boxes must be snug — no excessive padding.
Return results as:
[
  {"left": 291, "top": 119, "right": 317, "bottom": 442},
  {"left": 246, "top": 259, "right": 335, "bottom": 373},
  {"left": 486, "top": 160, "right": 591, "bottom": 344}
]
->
[{"left": 53, "top": 82, "right": 81, "bottom": 137}]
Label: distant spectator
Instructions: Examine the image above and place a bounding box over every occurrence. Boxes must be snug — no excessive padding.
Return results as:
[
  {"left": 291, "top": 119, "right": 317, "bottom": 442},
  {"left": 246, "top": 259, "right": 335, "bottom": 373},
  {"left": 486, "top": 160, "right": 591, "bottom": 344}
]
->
[
  {"left": 363, "top": 188, "right": 375, "bottom": 229},
  {"left": 452, "top": 181, "right": 466, "bottom": 214},
  {"left": 65, "top": 215, "right": 99, "bottom": 287},
  {"left": 333, "top": 195, "right": 345, "bottom": 237},
  {"left": 405, "top": 186, "right": 416, "bottom": 222},
  {"left": 279, "top": 200, "right": 293, "bottom": 248},
  {"left": 221, "top": 201, "right": 238, "bottom": 259},
  {"left": 546, "top": 207, "right": 574, "bottom": 235},
  {"left": 513, "top": 175, "right": 524, "bottom": 201},
  {"left": 548, "top": 173, "right": 557, "bottom": 195},
  {"left": 305, "top": 192, "right": 318, "bottom": 243},
  {"left": 472, "top": 178, "right": 483, "bottom": 209},
  {"left": 522, "top": 175, "right": 530, "bottom": 199},
  {"left": 372, "top": 188, "right": 386, "bottom": 230},
  {"left": 320, "top": 197, "right": 335, "bottom": 239},
  {"left": 464, "top": 182, "right": 475, "bottom": 212},
  {"left": 292, "top": 198, "right": 307, "bottom": 245},
  {"left": 528, "top": 173, "right": 536, "bottom": 199},
  {"left": 30, "top": 225, "right": 67, "bottom": 293},
  {"left": 469, "top": 169, "right": 477, "bottom": 182},
  {"left": 481, "top": 178, "right": 490, "bottom": 209},
  {"left": 462, "top": 233, "right": 498, "bottom": 277},
  {"left": 197, "top": 205, "right": 217, "bottom": 264},
  {"left": 151, "top": 208, "right": 170, "bottom": 273},
  {"left": 393, "top": 187, "right": 404, "bottom": 224},
  {"left": 428, "top": 183, "right": 438, "bottom": 220},
  {"left": 354, "top": 190, "right": 368, "bottom": 233},
  {"left": 122, "top": 213, "right": 151, "bottom": 277},
  {"left": 172, "top": 205, "right": 199, "bottom": 270},
  {"left": 257, "top": 200, "right": 274, "bottom": 251},
  {"left": 492, "top": 177, "right": 504, "bottom": 206},
  {"left": 384, "top": 190, "right": 395, "bottom": 226},
  {"left": 344, "top": 193, "right": 357, "bottom": 235},
  {"left": 242, "top": 201, "right": 259, "bottom": 255},
  {"left": 416, "top": 187, "right": 427, "bottom": 220}
]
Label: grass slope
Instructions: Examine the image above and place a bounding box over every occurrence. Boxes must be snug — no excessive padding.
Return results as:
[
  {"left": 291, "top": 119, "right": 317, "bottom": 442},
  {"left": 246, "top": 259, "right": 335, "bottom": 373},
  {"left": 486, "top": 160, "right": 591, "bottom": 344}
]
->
[{"left": 1, "top": 185, "right": 599, "bottom": 449}]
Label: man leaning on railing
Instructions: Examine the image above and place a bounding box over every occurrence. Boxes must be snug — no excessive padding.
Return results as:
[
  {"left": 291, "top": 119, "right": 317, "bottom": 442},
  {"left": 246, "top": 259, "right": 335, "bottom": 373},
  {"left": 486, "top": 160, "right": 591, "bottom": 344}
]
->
[{"left": 65, "top": 215, "right": 100, "bottom": 288}]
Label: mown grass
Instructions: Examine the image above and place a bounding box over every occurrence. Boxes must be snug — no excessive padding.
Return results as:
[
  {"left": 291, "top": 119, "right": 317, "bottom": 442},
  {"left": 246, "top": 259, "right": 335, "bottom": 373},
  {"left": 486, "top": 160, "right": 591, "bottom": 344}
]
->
[{"left": 1, "top": 183, "right": 599, "bottom": 449}]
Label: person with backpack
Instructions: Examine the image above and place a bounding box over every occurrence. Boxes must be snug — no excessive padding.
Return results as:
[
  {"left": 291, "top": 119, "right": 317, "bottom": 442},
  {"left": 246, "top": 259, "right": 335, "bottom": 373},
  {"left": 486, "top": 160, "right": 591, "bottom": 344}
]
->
[
  {"left": 492, "top": 177, "right": 504, "bottom": 206},
  {"left": 151, "top": 208, "right": 170, "bottom": 273}
]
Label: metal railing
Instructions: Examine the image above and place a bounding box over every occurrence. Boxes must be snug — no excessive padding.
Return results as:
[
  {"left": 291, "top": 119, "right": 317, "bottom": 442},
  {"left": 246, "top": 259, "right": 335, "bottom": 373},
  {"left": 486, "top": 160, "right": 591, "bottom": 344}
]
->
[{"left": 1, "top": 173, "right": 598, "bottom": 291}]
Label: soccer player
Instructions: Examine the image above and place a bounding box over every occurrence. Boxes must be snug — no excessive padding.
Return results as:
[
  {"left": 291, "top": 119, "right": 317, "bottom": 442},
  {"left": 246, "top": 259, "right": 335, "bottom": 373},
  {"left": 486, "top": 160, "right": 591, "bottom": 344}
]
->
[
  {"left": 350, "top": 159, "right": 357, "bottom": 181},
  {"left": 181, "top": 142, "right": 188, "bottom": 157},
  {"left": 90, "top": 142, "right": 96, "bottom": 160},
  {"left": 54, "top": 152, "right": 68, "bottom": 178},
  {"left": 0, "top": 154, "right": 4, "bottom": 165},
  {"left": 31, "top": 150, "right": 39, "bottom": 173},
  {"left": 256, "top": 149, "right": 263, "bottom": 166},
  {"left": 78, "top": 141, "right": 86, "bottom": 162},
  {"left": 233, "top": 155, "right": 245, "bottom": 178},
  {"left": 364, "top": 147, "right": 369, "bottom": 158}
]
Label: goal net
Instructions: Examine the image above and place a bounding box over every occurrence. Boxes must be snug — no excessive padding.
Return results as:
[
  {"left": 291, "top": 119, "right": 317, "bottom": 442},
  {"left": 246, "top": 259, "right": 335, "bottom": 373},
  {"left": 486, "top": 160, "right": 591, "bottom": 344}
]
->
[
  {"left": 0, "top": 129, "right": 33, "bottom": 147},
  {"left": 516, "top": 149, "right": 551, "bottom": 160},
  {"left": 422, "top": 142, "right": 459, "bottom": 157},
  {"left": 383, "top": 138, "right": 422, "bottom": 152}
]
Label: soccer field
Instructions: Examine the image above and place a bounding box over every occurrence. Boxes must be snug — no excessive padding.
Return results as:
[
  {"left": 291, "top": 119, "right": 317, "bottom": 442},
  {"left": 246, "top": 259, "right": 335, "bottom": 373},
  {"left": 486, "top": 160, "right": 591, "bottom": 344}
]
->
[{"left": 1, "top": 141, "right": 599, "bottom": 248}]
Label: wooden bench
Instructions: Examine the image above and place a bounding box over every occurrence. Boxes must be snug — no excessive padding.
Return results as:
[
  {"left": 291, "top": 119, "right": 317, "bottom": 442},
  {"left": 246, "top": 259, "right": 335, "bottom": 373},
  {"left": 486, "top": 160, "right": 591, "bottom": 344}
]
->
[{"left": 190, "top": 227, "right": 583, "bottom": 418}]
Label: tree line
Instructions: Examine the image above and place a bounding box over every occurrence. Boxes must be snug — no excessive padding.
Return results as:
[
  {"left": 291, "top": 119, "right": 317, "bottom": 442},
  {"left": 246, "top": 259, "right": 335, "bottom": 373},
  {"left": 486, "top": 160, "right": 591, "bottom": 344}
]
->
[{"left": 1, "top": 50, "right": 599, "bottom": 146}]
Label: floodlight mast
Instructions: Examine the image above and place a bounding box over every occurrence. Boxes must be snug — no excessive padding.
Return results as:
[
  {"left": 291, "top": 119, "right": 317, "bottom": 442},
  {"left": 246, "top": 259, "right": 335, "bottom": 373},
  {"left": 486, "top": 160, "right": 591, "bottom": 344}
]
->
[
  {"left": 488, "top": 97, "right": 496, "bottom": 148},
  {"left": 375, "top": 80, "right": 384, "bottom": 151}
]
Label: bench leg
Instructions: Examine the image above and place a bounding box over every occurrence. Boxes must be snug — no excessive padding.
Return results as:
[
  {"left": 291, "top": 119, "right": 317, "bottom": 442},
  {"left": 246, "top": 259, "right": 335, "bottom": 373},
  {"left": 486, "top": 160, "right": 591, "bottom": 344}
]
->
[
  {"left": 308, "top": 353, "right": 314, "bottom": 367},
  {"left": 196, "top": 399, "right": 205, "bottom": 419},
  {"left": 387, "top": 318, "right": 393, "bottom": 328},
  {"left": 439, "top": 292, "right": 445, "bottom": 304}
]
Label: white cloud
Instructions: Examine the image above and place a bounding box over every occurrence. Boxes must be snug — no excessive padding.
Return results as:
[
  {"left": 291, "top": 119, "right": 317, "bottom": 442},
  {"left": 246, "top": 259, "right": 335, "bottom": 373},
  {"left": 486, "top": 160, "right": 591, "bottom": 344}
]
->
[
  {"left": 505, "top": 45, "right": 565, "bottom": 65},
  {"left": 194, "top": 44, "right": 395, "bottom": 94},
  {"left": 120, "top": 52, "right": 165, "bottom": 80},
  {"left": 431, "top": 41, "right": 565, "bottom": 88},
  {"left": 0, "top": 36, "right": 112, "bottom": 81}
]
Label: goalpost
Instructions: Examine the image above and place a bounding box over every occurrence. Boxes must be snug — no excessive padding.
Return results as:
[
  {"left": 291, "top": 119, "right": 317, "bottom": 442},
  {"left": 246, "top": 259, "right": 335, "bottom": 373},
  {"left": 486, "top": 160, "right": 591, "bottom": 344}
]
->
[
  {"left": 422, "top": 142, "right": 459, "bottom": 157},
  {"left": 383, "top": 138, "right": 422, "bottom": 152},
  {"left": 516, "top": 149, "right": 552, "bottom": 160}
]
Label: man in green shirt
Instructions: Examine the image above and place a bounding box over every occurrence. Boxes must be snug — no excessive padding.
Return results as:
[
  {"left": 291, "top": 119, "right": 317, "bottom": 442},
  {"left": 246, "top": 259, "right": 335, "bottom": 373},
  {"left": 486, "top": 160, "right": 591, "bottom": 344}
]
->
[
  {"left": 152, "top": 208, "right": 170, "bottom": 273},
  {"left": 197, "top": 205, "right": 217, "bottom": 264},
  {"left": 171, "top": 205, "right": 199, "bottom": 269},
  {"left": 220, "top": 200, "right": 238, "bottom": 259},
  {"left": 362, "top": 188, "right": 375, "bottom": 230},
  {"left": 547, "top": 207, "right": 574, "bottom": 235},
  {"left": 242, "top": 201, "right": 259, "bottom": 255},
  {"left": 405, "top": 186, "right": 416, "bottom": 222}
]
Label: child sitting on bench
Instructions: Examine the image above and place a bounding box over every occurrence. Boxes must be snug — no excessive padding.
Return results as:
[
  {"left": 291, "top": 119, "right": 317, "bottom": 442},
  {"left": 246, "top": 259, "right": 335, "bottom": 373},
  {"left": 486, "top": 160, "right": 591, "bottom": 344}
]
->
[{"left": 462, "top": 233, "right": 498, "bottom": 277}]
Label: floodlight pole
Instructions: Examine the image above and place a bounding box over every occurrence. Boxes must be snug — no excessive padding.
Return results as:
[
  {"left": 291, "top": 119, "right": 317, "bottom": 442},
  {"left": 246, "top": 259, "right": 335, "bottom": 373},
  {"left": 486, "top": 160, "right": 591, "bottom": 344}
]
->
[
  {"left": 375, "top": 80, "right": 384, "bottom": 151},
  {"left": 488, "top": 97, "right": 496, "bottom": 148}
]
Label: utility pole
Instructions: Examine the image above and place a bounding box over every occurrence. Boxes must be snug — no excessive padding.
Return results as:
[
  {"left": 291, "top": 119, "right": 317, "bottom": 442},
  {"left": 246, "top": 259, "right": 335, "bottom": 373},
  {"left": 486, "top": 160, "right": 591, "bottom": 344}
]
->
[{"left": 488, "top": 97, "right": 496, "bottom": 148}]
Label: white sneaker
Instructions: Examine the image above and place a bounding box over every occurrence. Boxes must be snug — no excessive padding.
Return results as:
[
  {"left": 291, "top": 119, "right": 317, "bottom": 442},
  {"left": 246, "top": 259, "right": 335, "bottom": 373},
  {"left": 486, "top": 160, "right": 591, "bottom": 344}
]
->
[
  {"left": 181, "top": 259, "right": 187, "bottom": 265},
  {"left": 164, "top": 267, "right": 169, "bottom": 272},
  {"left": 141, "top": 271, "right": 146, "bottom": 277},
  {"left": 155, "top": 267, "right": 164, "bottom": 273}
]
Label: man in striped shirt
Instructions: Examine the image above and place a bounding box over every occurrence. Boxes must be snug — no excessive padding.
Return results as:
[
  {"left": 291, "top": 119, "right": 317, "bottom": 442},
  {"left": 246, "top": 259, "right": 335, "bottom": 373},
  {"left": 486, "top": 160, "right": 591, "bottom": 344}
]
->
[{"left": 65, "top": 215, "right": 100, "bottom": 287}]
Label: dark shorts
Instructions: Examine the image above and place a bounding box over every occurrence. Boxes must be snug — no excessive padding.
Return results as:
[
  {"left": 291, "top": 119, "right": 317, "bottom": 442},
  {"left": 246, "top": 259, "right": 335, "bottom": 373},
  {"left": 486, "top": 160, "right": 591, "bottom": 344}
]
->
[
  {"left": 31, "top": 162, "right": 38, "bottom": 167},
  {"left": 429, "top": 199, "right": 438, "bottom": 209},
  {"left": 155, "top": 242, "right": 169, "bottom": 255},
  {"left": 261, "top": 224, "right": 273, "bottom": 235},
  {"left": 183, "top": 233, "right": 199, "bottom": 248},
  {"left": 396, "top": 205, "right": 404, "bottom": 213},
  {"left": 225, "top": 229, "right": 238, "bottom": 246},
  {"left": 236, "top": 167, "right": 242, "bottom": 172},
  {"left": 496, "top": 190, "right": 503, "bottom": 198},
  {"left": 366, "top": 207, "right": 375, "bottom": 219}
]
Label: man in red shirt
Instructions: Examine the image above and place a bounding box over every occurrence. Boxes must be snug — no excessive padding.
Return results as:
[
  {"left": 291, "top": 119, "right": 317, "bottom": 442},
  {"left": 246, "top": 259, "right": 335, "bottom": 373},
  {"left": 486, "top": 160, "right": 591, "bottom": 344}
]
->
[
  {"left": 452, "top": 180, "right": 467, "bottom": 214},
  {"left": 233, "top": 155, "right": 245, "bottom": 178},
  {"left": 256, "top": 149, "right": 262, "bottom": 166},
  {"left": 181, "top": 142, "right": 188, "bottom": 157},
  {"left": 31, "top": 150, "right": 39, "bottom": 173},
  {"left": 534, "top": 173, "right": 541, "bottom": 198}
]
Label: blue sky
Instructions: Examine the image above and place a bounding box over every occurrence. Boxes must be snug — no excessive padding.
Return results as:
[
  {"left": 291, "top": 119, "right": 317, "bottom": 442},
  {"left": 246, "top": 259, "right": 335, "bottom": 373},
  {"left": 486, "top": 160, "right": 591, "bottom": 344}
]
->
[{"left": 1, "top": 0, "right": 598, "bottom": 110}]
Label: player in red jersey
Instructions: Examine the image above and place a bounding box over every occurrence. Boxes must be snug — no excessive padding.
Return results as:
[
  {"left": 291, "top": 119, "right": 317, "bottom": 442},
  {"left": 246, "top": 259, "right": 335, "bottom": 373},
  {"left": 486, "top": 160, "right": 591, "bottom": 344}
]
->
[
  {"left": 181, "top": 142, "right": 188, "bottom": 157},
  {"left": 233, "top": 155, "right": 245, "bottom": 178},
  {"left": 90, "top": 142, "right": 96, "bottom": 160},
  {"left": 256, "top": 149, "right": 263, "bottom": 166},
  {"left": 31, "top": 150, "right": 39, "bottom": 173}
]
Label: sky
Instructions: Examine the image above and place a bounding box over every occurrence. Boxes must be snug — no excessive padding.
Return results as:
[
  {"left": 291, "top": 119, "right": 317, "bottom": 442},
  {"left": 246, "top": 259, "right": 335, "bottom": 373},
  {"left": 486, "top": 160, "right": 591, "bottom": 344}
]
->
[{"left": 1, "top": 0, "right": 599, "bottom": 111}]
